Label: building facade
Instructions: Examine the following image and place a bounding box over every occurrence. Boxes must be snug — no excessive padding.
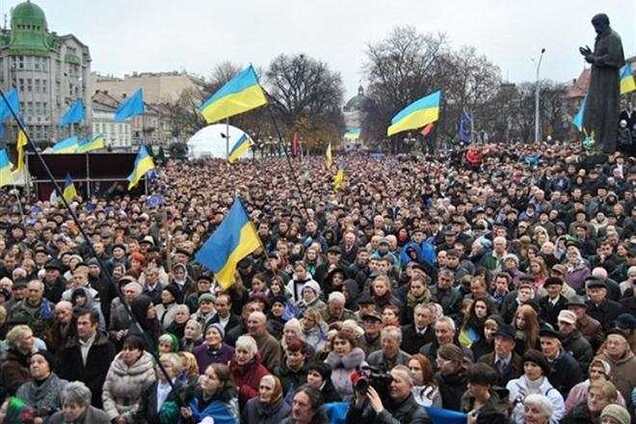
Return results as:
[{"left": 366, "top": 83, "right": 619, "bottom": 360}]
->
[
  {"left": 92, "top": 90, "right": 131, "bottom": 150},
  {"left": 0, "top": 1, "right": 91, "bottom": 147}
]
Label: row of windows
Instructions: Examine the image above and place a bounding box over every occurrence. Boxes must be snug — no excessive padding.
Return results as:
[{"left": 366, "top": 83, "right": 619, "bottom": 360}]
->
[
  {"left": 19, "top": 101, "right": 49, "bottom": 116},
  {"left": 8, "top": 56, "right": 49, "bottom": 72},
  {"left": 17, "top": 78, "right": 48, "bottom": 94}
]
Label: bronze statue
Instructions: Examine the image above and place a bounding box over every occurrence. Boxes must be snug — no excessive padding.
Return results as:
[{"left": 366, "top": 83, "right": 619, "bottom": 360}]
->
[{"left": 579, "top": 13, "right": 625, "bottom": 153}]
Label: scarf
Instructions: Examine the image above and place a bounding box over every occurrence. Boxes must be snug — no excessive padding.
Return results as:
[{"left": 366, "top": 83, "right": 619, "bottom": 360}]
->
[{"left": 407, "top": 289, "right": 431, "bottom": 309}]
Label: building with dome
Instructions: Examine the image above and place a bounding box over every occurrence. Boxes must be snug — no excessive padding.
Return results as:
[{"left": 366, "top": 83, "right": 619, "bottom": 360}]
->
[
  {"left": 0, "top": 0, "right": 91, "bottom": 146},
  {"left": 343, "top": 85, "right": 367, "bottom": 149}
]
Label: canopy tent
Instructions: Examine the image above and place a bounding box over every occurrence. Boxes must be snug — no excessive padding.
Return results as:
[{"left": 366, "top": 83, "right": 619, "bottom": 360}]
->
[{"left": 186, "top": 124, "right": 253, "bottom": 160}]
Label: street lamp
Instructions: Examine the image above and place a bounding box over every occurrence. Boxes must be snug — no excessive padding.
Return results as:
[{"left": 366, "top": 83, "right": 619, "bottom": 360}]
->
[{"left": 534, "top": 48, "right": 546, "bottom": 143}]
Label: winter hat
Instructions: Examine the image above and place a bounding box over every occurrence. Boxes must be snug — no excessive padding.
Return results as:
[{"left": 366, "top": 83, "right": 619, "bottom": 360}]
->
[
  {"left": 589, "top": 357, "right": 612, "bottom": 376},
  {"left": 198, "top": 293, "right": 215, "bottom": 305},
  {"left": 158, "top": 333, "right": 179, "bottom": 352},
  {"left": 557, "top": 310, "right": 577, "bottom": 325},
  {"left": 438, "top": 344, "right": 465, "bottom": 363},
  {"left": 31, "top": 350, "right": 57, "bottom": 373},
  {"left": 271, "top": 295, "right": 288, "bottom": 306},
  {"left": 523, "top": 349, "right": 551, "bottom": 377},
  {"left": 163, "top": 285, "right": 180, "bottom": 302},
  {"left": 600, "top": 405, "right": 630, "bottom": 424},
  {"left": 205, "top": 323, "right": 225, "bottom": 340},
  {"left": 302, "top": 280, "right": 321, "bottom": 296}
]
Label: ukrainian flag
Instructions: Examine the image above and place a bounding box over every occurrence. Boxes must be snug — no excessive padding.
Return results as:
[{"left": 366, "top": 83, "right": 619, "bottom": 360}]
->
[
  {"left": 195, "top": 198, "right": 263, "bottom": 289},
  {"left": 344, "top": 128, "right": 360, "bottom": 141},
  {"left": 62, "top": 174, "right": 78, "bottom": 203},
  {"left": 127, "top": 145, "right": 155, "bottom": 190},
  {"left": 0, "top": 148, "right": 14, "bottom": 188},
  {"left": 573, "top": 95, "right": 586, "bottom": 131},
  {"left": 333, "top": 169, "right": 345, "bottom": 191},
  {"left": 199, "top": 65, "right": 267, "bottom": 124},
  {"left": 620, "top": 64, "right": 635, "bottom": 95},
  {"left": 228, "top": 133, "right": 252, "bottom": 163},
  {"left": 77, "top": 134, "right": 106, "bottom": 153},
  {"left": 387, "top": 90, "right": 441, "bottom": 137},
  {"left": 51, "top": 136, "right": 79, "bottom": 154}
]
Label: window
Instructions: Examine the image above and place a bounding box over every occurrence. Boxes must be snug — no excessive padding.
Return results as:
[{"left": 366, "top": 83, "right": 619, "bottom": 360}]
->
[
  {"left": 42, "top": 80, "right": 47, "bottom": 93},
  {"left": 34, "top": 79, "right": 40, "bottom": 93},
  {"left": 43, "top": 102, "right": 48, "bottom": 114},
  {"left": 27, "top": 78, "right": 32, "bottom": 92}
]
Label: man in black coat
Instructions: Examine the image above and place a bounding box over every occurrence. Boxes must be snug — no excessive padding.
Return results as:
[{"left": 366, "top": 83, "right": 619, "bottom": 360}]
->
[
  {"left": 478, "top": 324, "right": 523, "bottom": 387},
  {"left": 400, "top": 303, "right": 435, "bottom": 355},
  {"left": 585, "top": 278, "right": 624, "bottom": 330},
  {"left": 57, "top": 308, "right": 116, "bottom": 408},
  {"left": 539, "top": 326, "right": 583, "bottom": 396},
  {"left": 557, "top": 310, "right": 594, "bottom": 375},
  {"left": 538, "top": 277, "right": 569, "bottom": 328}
]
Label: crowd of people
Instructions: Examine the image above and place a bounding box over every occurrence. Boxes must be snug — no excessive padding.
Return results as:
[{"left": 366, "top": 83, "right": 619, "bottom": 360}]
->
[{"left": 0, "top": 141, "right": 634, "bottom": 424}]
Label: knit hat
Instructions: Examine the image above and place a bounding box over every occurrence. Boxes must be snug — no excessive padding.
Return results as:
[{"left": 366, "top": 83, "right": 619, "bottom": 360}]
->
[
  {"left": 198, "top": 293, "right": 215, "bottom": 305},
  {"left": 270, "top": 295, "right": 288, "bottom": 306},
  {"left": 557, "top": 310, "right": 577, "bottom": 325},
  {"left": 163, "top": 285, "right": 180, "bottom": 302},
  {"left": 302, "top": 280, "right": 321, "bottom": 296},
  {"left": 438, "top": 344, "right": 465, "bottom": 363},
  {"left": 523, "top": 349, "right": 550, "bottom": 377},
  {"left": 600, "top": 404, "right": 630, "bottom": 424},
  {"left": 31, "top": 350, "right": 57, "bottom": 373},
  {"left": 205, "top": 323, "right": 225, "bottom": 340},
  {"left": 159, "top": 333, "right": 179, "bottom": 352}
]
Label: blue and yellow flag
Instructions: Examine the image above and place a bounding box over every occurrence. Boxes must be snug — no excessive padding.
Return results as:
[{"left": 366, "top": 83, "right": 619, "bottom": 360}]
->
[
  {"left": 114, "top": 89, "right": 144, "bottom": 122},
  {"left": 573, "top": 94, "right": 586, "bottom": 131},
  {"left": 0, "top": 148, "right": 14, "bottom": 188},
  {"left": 13, "top": 130, "right": 27, "bottom": 173},
  {"left": 127, "top": 145, "right": 155, "bottom": 190},
  {"left": 344, "top": 128, "right": 360, "bottom": 141},
  {"left": 0, "top": 88, "right": 20, "bottom": 121},
  {"left": 59, "top": 99, "right": 85, "bottom": 126},
  {"left": 228, "top": 133, "right": 252, "bottom": 163},
  {"left": 62, "top": 174, "right": 78, "bottom": 203},
  {"left": 620, "top": 64, "right": 635, "bottom": 95},
  {"left": 51, "top": 136, "right": 79, "bottom": 154},
  {"left": 77, "top": 134, "right": 106, "bottom": 153},
  {"left": 195, "top": 198, "right": 263, "bottom": 289},
  {"left": 333, "top": 169, "right": 345, "bottom": 191},
  {"left": 199, "top": 65, "right": 267, "bottom": 124},
  {"left": 388, "top": 90, "right": 441, "bottom": 137}
]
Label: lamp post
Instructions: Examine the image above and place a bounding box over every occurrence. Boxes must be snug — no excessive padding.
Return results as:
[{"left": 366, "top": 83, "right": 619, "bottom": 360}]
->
[{"left": 534, "top": 48, "right": 546, "bottom": 143}]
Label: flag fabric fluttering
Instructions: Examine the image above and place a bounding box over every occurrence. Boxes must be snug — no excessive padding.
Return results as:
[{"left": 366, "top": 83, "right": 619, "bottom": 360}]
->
[
  {"left": 195, "top": 198, "right": 263, "bottom": 289},
  {"left": 325, "top": 143, "right": 333, "bottom": 168},
  {"left": 291, "top": 133, "right": 301, "bottom": 157},
  {"left": 114, "top": 89, "right": 144, "bottom": 122},
  {"left": 333, "top": 169, "right": 345, "bottom": 191},
  {"left": 387, "top": 90, "right": 441, "bottom": 137},
  {"left": 127, "top": 145, "right": 155, "bottom": 190},
  {"left": 62, "top": 174, "right": 78, "bottom": 203},
  {"left": 14, "top": 130, "right": 27, "bottom": 173},
  {"left": 77, "top": 134, "right": 106, "bottom": 153},
  {"left": 59, "top": 99, "right": 85, "bottom": 126},
  {"left": 421, "top": 123, "right": 434, "bottom": 137},
  {"left": 227, "top": 133, "right": 252, "bottom": 163},
  {"left": 458, "top": 111, "right": 473, "bottom": 144},
  {"left": 199, "top": 65, "right": 268, "bottom": 124},
  {"left": 620, "top": 64, "right": 636, "bottom": 95},
  {"left": 573, "top": 95, "right": 587, "bottom": 132},
  {"left": 344, "top": 128, "right": 361, "bottom": 141},
  {"left": 0, "top": 88, "right": 20, "bottom": 121},
  {"left": 51, "top": 136, "right": 79, "bottom": 154},
  {"left": 0, "top": 148, "right": 14, "bottom": 188}
]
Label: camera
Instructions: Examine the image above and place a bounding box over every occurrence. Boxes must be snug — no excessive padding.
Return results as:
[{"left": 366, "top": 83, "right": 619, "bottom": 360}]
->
[{"left": 353, "top": 365, "right": 393, "bottom": 398}]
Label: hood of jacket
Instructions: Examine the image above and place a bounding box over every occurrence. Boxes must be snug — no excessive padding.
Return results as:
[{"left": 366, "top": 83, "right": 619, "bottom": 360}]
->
[{"left": 111, "top": 350, "right": 155, "bottom": 377}]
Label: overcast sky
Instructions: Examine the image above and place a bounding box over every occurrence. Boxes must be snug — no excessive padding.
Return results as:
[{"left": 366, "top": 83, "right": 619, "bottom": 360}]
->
[{"left": 11, "top": 0, "right": 636, "bottom": 99}]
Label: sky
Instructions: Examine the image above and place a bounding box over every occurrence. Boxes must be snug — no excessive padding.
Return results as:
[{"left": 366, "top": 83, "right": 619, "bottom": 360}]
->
[{"left": 6, "top": 0, "right": 635, "bottom": 100}]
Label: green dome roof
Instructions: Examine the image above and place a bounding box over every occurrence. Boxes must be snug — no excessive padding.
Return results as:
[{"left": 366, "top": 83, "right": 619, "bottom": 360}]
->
[
  {"left": 9, "top": 1, "right": 51, "bottom": 54},
  {"left": 11, "top": 1, "right": 47, "bottom": 30}
]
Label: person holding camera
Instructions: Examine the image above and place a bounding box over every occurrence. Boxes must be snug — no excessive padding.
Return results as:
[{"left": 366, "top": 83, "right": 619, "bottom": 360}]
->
[{"left": 344, "top": 365, "right": 427, "bottom": 424}]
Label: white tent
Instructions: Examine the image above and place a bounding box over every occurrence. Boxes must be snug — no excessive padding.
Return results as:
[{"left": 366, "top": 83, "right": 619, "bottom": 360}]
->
[{"left": 186, "top": 124, "right": 253, "bottom": 160}]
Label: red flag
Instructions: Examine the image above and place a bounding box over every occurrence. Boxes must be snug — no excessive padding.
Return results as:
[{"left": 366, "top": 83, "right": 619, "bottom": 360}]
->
[
  {"left": 291, "top": 133, "right": 300, "bottom": 157},
  {"left": 421, "top": 123, "right": 434, "bottom": 137}
]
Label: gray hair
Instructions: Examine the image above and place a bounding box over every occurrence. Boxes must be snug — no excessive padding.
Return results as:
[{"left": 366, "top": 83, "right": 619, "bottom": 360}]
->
[
  {"left": 235, "top": 335, "right": 258, "bottom": 356},
  {"left": 524, "top": 394, "right": 553, "bottom": 417},
  {"left": 391, "top": 365, "right": 414, "bottom": 387},
  {"left": 435, "top": 316, "right": 456, "bottom": 332},
  {"left": 381, "top": 325, "right": 402, "bottom": 343},
  {"left": 61, "top": 381, "right": 92, "bottom": 407},
  {"left": 328, "top": 291, "right": 346, "bottom": 305},
  {"left": 174, "top": 304, "right": 190, "bottom": 315}
]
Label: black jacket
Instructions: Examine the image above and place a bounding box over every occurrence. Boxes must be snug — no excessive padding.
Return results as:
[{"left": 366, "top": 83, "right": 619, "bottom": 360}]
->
[
  {"left": 435, "top": 370, "right": 467, "bottom": 411},
  {"left": 345, "top": 392, "right": 428, "bottom": 424},
  {"left": 478, "top": 351, "right": 523, "bottom": 388},
  {"left": 538, "top": 295, "right": 569, "bottom": 328},
  {"left": 561, "top": 330, "right": 594, "bottom": 375},
  {"left": 547, "top": 351, "right": 583, "bottom": 396},
  {"left": 57, "top": 331, "right": 116, "bottom": 408},
  {"left": 400, "top": 323, "right": 435, "bottom": 355},
  {"left": 134, "top": 379, "right": 184, "bottom": 424},
  {"left": 586, "top": 298, "right": 624, "bottom": 330}
]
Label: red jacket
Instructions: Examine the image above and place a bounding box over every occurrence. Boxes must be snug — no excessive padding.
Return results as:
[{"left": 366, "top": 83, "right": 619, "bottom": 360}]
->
[{"left": 230, "top": 355, "right": 269, "bottom": 406}]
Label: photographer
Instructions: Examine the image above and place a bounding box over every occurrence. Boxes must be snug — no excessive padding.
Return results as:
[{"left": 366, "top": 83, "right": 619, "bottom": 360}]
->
[{"left": 345, "top": 365, "right": 427, "bottom": 424}]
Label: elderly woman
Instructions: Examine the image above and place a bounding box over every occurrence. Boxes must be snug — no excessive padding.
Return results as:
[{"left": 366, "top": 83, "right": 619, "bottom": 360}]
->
[
  {"left": 16, "top": 350, "right": 68, "bottom": 421},
  {"left": 102, "top": 335, "right": 157, "bottom": 423},
  {"left": 134, "top": 353, "right": 184, "bottom": 424},
  {"left": 180, "top": 318, "right": 203, "bottom": 352},
  {"left": 230, "top": 335, "right": 269, "bottom": 408},
  {"left": 565, "top": 357, "right": 626, "bottom": 414},
  {"left": 324, "top": 330, "right": 366, "bottom": 401},
  {"left": 523, "top": 394, "right": 553, "bottom": 424},
  {"left": 155, "top": 285, "right": 180, "bottom": 330},
  {"left": 242, "top": 374, "right": 291, "bottom": 424},
  {"left": 296, "top": 280, "right": 326, "bottom": 316},
  {"left": 562, "top": 380, "right": 619, "bottom": 424},
  {"left": 506, "top": 349, "right": 565, "bottom": 424},
  {"left": 0, "top": 325, "right": 35, "bottom": 396},
  {"left": 157, "top": 333, "right": 180, "bottom": 354},
  {"left": 180, "top": 363, "right": 240, "bottom": 424},
  {"left": 564, "top": 246, "right": 591, "bottom": 292},
  {"left": 302, "top": 307, "right": 328, "bottom": 352},
  {"left": 193, "top": 323, "right": 235, "bottom": 373},
  {"left": 48, "top": 381, "right": 110, "bottom": 423}
]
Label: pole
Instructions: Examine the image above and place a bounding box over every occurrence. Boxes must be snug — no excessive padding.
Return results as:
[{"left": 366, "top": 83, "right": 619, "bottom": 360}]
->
[
  {"left": 225, "top": 117, "right": 230, "bottom": 159},
  {"left": 534, "top": 48, "right": 546, "bottom": 143}
]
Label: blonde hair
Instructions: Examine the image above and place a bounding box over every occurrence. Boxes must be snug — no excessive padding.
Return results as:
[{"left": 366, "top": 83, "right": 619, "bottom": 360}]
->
[
  {"left": 178, "top": 352, "right": 199, "bottom": 378},
  {"left": 6, "top": 324, "right": 32, "bottom": 348}
]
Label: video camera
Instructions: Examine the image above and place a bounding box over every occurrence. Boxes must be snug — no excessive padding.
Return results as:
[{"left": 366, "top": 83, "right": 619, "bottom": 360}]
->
[{"left": 352, "top": 365, "right": 393, "bottom": 400}]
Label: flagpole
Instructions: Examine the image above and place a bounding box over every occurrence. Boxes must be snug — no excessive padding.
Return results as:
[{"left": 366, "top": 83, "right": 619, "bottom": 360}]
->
[{"left": 225, "top": 117, "right": 230, "bottom": 159}]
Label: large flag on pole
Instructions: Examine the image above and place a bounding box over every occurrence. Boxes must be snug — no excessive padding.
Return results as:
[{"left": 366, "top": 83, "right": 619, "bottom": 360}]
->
[
  {"left": 325, "top": 142, "right": 333, "bottom": 168},
  {"left": 114, "top": 89, "right": 144, "bottom": 122},
  {"left": 458, "top": 111, "right": 473, "bottom": 144},
  {"left": 620, "top": 64, "right": 636, "bottom": 95},
  {"left": 195, "top": 198, "right": 263, "bottom": 289},
  {"left": 59, "top": 99, "right": 85, "bottom": 126},
  {"left": 0, "top": 88, "right": 20, "bottom": 121},
  {"left": 77, "top": 134, "right": 106, "bottom": 153},
  {"left": 387, "top": 90, "right": 441, "bottom": 136},
  {"left": 333, "top": 169, "right": 345, "bottom": 191},
  {"left": 14, "top": 130, "right": 27, "bottom": 173},
  {"left": 62, "top": 174, "right": 78, "bottom": 203},
  {"left": 227, "top": 133, "right": 253, "bottom": 163},
  {"left": 127, "top": 145, "right": 155, "bottom": 190},
  {"left": 573, "top": 95, "right": 586, "bottom": 131},
  {"left": 0, "top": 148, "right": 13, "bottom": 188},
  {"left": 51, "top": 136, "right": 80, "bottom": 154},
  {"left": 199, "top": 65, "right": 268, "bottom": 124}
]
